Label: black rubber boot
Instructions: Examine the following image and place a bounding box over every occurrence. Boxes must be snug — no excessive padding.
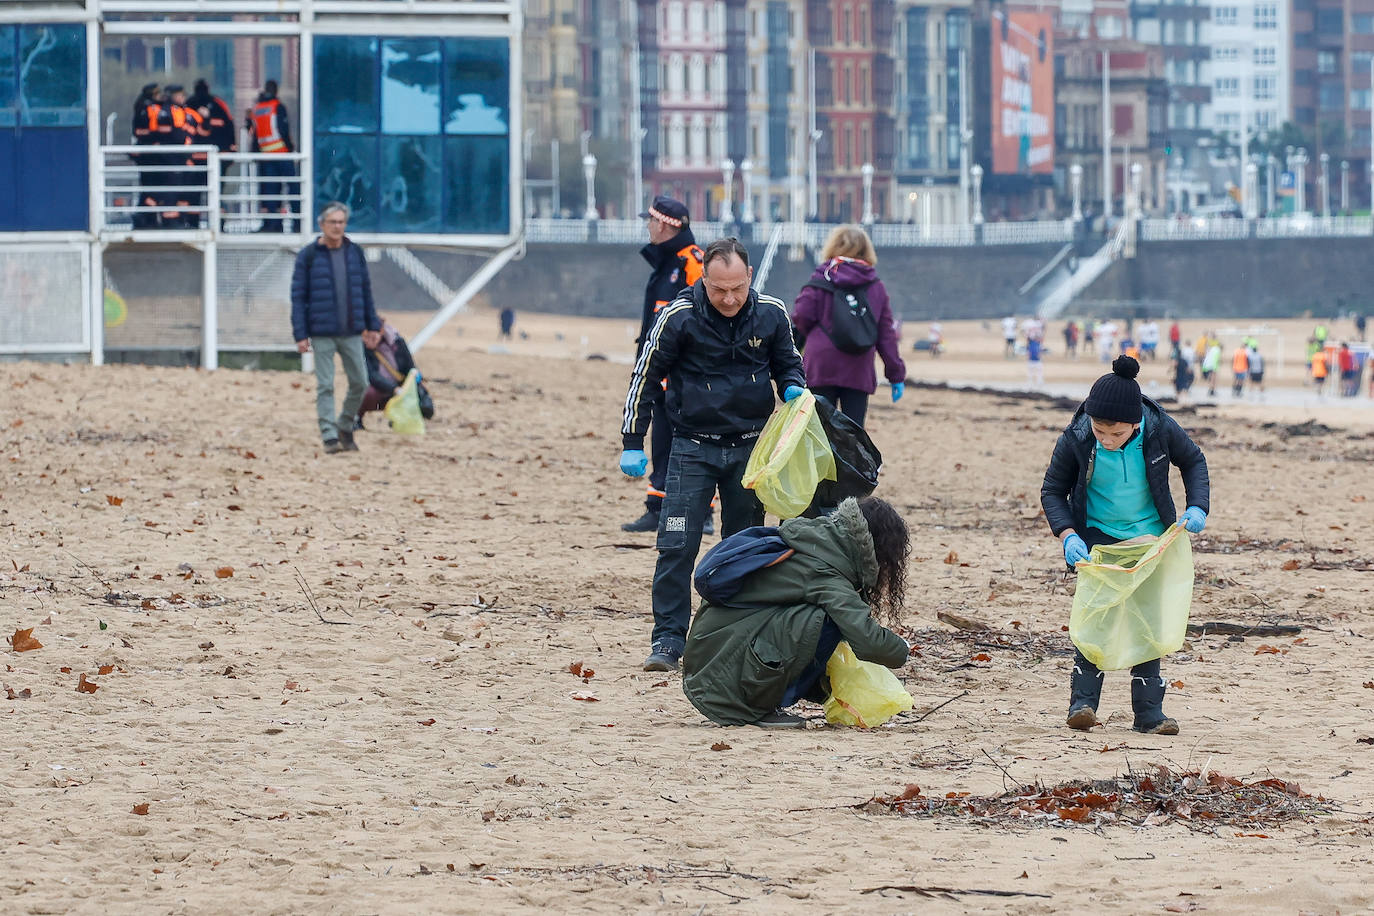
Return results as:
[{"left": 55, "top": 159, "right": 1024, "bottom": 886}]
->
[
  {"left": 1067, "top": 660, "right": 1104, "bottom": 730},
  {"left": 1131, "top": 675, "right": 1179, "bottom": 735}
]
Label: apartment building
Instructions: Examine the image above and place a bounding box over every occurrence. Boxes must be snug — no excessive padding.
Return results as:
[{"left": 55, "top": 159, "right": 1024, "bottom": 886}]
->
[
  {"left": 1290, "top": 0, "right": 1374, "bottom": 208},
  {"left": 1206, "top": 0, "right": 1289, "bottom": 148},
  {"left": 1129, "top": 0, "right": 1212, "bottom": 153}
]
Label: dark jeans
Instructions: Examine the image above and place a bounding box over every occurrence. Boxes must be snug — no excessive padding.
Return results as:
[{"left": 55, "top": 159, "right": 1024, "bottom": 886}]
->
[
  {"left": 779, "top": 617, "right": 843, "bottom": 708},
  {"left": 646, "top": 391, "right": 673, "bottom": 514},
  {"left": 812, "top": 385, "right": 869, "bottom": 428},
  {"left": 651, "top": 437, "right": 764, "bottom": 653}
]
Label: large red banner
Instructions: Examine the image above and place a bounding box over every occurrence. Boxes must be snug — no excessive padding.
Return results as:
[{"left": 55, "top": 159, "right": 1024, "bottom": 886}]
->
[{"left": 990, "top": 10, "right": 1054, "bottom": 175}]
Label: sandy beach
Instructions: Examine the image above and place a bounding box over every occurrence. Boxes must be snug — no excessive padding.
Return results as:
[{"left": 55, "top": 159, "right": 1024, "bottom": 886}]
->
[{"left": 3, "top": 307, "right": 1373, "bottom": 914}]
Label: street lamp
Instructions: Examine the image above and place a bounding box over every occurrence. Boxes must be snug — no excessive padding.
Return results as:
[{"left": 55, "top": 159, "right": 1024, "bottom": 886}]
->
[
  {"left": 860, "top": 162, "right": 875, "bottom": 225},
  {"left": 970, "top": 164, "right": 985, "bottom": 225},
  {"left": 1319, "top": 152, "right": 1330, "bottom": 217},
  {"left": 1266, "top": 154, "right": 1277, "bottom": 216},
  {"left": 740, "top": 158, "right": 755, "bottom": 223},
  {"left": 582, "top": 154, "right": 598, "bottom": 220},
  {"left": 1070, "top": 162, "right": 1083, "bottom": 222},
  {"left": 721, "top": 158, "right": 735, "bottom": 223},
  {"left": 1244, "top": 161, "right": 1259, "bottom": 220},
  {"left": 1341, "top": 159, "right": 1350, "bottom": 213},
  {"left": 1129, "top": 161, "right": 1143, "bottom": 219},
  {"left": 1292, "top": 148, "right": 1308, "bottom": 213}
]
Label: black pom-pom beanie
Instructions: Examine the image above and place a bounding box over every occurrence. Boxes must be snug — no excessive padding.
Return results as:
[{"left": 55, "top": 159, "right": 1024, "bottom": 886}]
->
[{"left": 1084, "top": 355, "right": 1143, "bottom": 423}]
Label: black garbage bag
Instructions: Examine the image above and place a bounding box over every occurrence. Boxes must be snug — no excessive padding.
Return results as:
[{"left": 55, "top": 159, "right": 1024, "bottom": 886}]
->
[{"left": 806, "top": 395, "right": 883, "bottom": 516}]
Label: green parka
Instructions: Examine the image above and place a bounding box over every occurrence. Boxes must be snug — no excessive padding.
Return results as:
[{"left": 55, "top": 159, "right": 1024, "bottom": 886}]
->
[{"left": 682, "top": 498, "right": 909, "bottom": 725}]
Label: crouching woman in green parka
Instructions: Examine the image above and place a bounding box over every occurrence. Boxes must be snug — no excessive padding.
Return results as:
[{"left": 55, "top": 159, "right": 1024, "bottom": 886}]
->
[{"left": 682, "top": 497, "right": 911, "bottom": 729}]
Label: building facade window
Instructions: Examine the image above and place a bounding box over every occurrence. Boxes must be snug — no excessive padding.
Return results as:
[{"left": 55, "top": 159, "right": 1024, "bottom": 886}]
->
[
  {"left": 1319, "top": 83, "right": 1344, "bottom": 110},
  {"left": 1253, "top": 3, "right": 1277, "bottom": 28},
  {"left": 1253, "top": 46, "right": 1276, "bottom": 67},
  {"left": 1253, "top": 75, "right": 1276, "bottom": 99},
  {"left": 1355, "top": 14, "right": 1374, "bottom": 34},
  {"left": 1212, "top": 6, "right": 1238, "bottom": 26},
  {"left": 1317, "top": 51, "right": 1337, "bottom": 74},
  {"left": 1317, "top": 9, "right": 1344, "bottom": 33},
  {"left": 1352, "top": 89, "right": 1372, "bottom": 110},
  {"left": 1215, "top": 46, "right": 1239, "bottom": 62},
  {"left": 1214, "top": 76, "right": 1239, "bottom": 97}
]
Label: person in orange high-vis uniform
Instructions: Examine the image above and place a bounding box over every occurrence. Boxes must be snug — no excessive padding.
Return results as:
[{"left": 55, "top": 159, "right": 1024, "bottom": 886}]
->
[
  {"left": 249, "top": 80, "right": 297, "bottom": 232},
  {"left": 1311, "top": 348, "right": 1328, "bottom": 396},
  {"left": 1230, "top": 345, "right": 1249, "bottom": 397}
]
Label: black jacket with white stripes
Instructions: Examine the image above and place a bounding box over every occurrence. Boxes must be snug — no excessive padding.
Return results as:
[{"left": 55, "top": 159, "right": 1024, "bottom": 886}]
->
[{"left": 622, "top": 280, "right": 806, "bottom": 449}]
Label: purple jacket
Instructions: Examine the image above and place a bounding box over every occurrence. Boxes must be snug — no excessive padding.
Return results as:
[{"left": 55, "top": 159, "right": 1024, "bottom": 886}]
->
[{"left": 791, "top": 258, "right": 905, "bottom": 393}]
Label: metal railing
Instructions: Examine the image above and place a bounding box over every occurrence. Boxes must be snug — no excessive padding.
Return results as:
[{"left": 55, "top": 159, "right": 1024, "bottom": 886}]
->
[
  {"left": 1140, "top": 215, "right": 1374, "bottom": 241},
  {"left": 99, "top": 145, "right": 306, "bottom": 236},
  {"left": 524, "top": 218, "right": 1078, "bottom": 248}
]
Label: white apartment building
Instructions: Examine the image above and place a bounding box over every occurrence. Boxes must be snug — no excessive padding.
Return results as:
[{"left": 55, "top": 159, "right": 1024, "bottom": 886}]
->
[{"left": 1205, "top": 0, "right": 1290, "bottom": 147}]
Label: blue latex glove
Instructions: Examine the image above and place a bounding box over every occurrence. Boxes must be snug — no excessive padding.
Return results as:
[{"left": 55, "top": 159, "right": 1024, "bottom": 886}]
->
[
  {"left": 619, "top": 449, "right": 648, "bottom": 478},
  {"left": 1180, "top": 506, "right": 1207, "bottom": 534},
  {"left": 783, "top": 385, "right": 805, "bottom": 403},
  {"left": 1063, "top": 533, "right": 1090, "bottom": 567},
  {"left": 891, "top": 381, "right": 905, "bottom": 403}
]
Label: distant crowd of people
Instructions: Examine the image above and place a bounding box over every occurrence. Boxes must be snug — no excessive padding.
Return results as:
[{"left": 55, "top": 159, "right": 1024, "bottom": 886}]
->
[{"left": 129, "top": 79, "right": 297, "bottom": 231}]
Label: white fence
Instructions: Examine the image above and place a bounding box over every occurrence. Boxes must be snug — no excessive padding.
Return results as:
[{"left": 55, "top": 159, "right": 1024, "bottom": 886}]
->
[
  {"left": 0, "top": 244, "right": 90, "bottom": 354},
  {"left": 525, "top": 218, "right": 1078, "bottom": 247},
  {"left": 1140, "top": 215, "right": 1374, "bottom": 242}
]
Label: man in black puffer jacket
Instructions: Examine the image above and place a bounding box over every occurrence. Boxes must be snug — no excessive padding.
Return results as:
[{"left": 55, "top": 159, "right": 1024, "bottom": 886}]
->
[
  {"left": 290, "top": 201, "right": 381, "bottom": 454},
  {"left": 619, "top": 237, "right": 807, "bottom": 672}
]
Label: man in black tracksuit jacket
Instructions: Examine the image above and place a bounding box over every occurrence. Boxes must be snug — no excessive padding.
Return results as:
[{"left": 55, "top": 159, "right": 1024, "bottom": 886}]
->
[
  {"left": 620, "top": 238, "right": 807, "bottom": 671},
  {"left": 622, "top": 196, "right": 705, "bottom": 533}
]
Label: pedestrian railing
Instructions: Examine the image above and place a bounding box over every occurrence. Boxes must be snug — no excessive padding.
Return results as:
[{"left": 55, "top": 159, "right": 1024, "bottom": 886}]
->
[
  {"left": 98, "top": 145, "right": 306, "bottom": 237},
  {"left": 1140, "top": 215, "right": 1374, "bottom": 242}
]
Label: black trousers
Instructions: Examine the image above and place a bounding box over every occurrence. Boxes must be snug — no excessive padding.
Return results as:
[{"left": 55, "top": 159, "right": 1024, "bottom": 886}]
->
[{"left": 812, "top": 385, "right": 870, "bottom": 429}]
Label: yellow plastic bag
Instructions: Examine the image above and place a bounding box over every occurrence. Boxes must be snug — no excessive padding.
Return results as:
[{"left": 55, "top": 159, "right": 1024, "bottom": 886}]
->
[
  {"left": 823, "top": 641, "right": 914, "bottom": 728},
  {"left": 741, "top": 390, "right": 836, "bottom": 519},
  {"left": 384, "top": 368, "right": 426, "bottom": 435},
  {"left": 1070, "top": 525, "right": 1194, "bottom": 671}
]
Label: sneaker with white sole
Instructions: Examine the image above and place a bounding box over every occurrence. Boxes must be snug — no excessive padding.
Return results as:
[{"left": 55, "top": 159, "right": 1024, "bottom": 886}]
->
[{"left": 643, "top": 644, "right": 681, "bottom": 672}]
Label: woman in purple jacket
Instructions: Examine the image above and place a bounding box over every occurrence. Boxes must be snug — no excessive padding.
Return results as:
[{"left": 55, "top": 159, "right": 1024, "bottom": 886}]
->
[{"left": 790, "top": 226, "right": 906, "bottom": 428}]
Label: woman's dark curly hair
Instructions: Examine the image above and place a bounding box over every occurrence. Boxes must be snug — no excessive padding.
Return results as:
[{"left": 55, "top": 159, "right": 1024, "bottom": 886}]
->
[{"left": 858, "top": 496, "right": 909, "bottom": 624}]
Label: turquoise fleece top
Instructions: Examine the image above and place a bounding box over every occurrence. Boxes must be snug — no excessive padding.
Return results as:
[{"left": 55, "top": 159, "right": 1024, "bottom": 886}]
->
[{"left": 1085, "top": 414, "right": 1165, "bottom": 540}]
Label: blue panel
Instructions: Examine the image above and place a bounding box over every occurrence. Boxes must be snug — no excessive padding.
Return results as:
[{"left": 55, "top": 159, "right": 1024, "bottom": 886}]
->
[
  {"left": 19, "top": 25, "right": 85, "bottom": 127},
  {"left": 0, "top": 131, "right": 18, "bottom": 230},
  {"left": 15, "top": 128, "right": 88, "bottom": 229}
]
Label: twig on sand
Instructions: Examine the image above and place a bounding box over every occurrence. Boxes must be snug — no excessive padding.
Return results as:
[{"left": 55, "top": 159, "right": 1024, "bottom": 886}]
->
[
  {"left": 910, "top": 690, "right": 969, "bottom": 723},
  {"left": 1185, "top": 621, "right": 1302, "bottom": 637},
  {"left": 982, "top": 749, "right": 1028, "bottom": 792},
  {"left": 294, "top": 567, "right": 355, "bottom": 625},
  {"left": 64, "top": 549, "right": 112, "bottom": 590},
  {"left": 861, "top": 885, "right": 1051, "bottom": 899}
]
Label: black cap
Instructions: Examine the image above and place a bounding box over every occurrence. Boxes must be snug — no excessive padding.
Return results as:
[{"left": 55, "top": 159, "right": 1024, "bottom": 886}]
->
[
  {"left": 1084, "top": 355, "right": 1143, "bottom": 424},
  {"left": 141, "top": 82, "right": 159, "bottom": 94},
  {"left": 638, "top": 195, "right": 689, "bottom": 228},
  {"left": 165, "top": 84, "right": 184, "bottom": 95}
]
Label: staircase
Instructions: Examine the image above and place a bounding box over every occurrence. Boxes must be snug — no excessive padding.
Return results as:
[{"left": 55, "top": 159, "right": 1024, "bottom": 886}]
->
[
  {"left": 384, "top": 247, "right": 456, "bottom": 307},
  {"left": 1034, "top": 220, "right": 1130, "bottom": 320}
]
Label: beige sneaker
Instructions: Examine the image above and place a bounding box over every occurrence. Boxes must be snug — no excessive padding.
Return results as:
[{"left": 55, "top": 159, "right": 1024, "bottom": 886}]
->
[{"left": 1066, "top": 705, "right": 1099, "bottom": 730}]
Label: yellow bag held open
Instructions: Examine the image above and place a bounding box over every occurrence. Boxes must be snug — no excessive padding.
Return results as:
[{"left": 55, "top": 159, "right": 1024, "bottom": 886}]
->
[
  {"left": 741, "top": 390, "right": 836, "bottom": 519},
  {"left": 823, "top": 641, "right": 914, "bottom": 728},
  {"left": 384, "top": 368, "right": 426, "bottom": 435},
  {"left": 1069, "top": 525, "right": 1194, "bottom": 671}
]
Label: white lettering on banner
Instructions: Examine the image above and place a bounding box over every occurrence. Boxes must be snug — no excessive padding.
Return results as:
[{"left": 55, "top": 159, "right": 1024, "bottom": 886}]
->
[
  {"left": 1002, "top": 76, "right": 1032, "bottom": 106},
  {"left": 999, "top": 107, "right": 1050, "bottom": 137}
]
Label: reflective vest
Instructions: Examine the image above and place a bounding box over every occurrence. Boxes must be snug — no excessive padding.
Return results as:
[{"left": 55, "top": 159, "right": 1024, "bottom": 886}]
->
[
  {"left": 252, "top": 98, "right": 288, "bottom": 153},
  {"left": 1231, "top": 349, "right": 1248, "bottom": 373},
  {"left": 680, "top": 244, "right": 704, "bottom": 288}
]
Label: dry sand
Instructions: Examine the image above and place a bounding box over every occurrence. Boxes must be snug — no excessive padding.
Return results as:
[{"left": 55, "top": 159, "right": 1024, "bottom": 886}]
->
[{"left": 3, "top": 307, "right": 1373, "bottom": 914}]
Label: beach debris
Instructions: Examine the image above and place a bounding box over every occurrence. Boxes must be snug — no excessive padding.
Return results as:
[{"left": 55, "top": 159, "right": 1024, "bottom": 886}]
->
[
  {"left": 8, "top": 628, "right": 42, "bottom": 652},
  {"left": 860, "top": 885, "right": 1050, "bottom": 900},
  {"left": 75, "top": 673, "right": 99, "bottom": 694},
  {"left": 132, "top": 803, "right": 150, "bottom": 815},
  {"left": 215, "top": 566, "right": 234, "bottom": 578},
  {"left": 570, "top": 692, "right": 599, "bottom": 702},
  {"left": 1186, "top": 622, "right": 1302, "bottom": 637},
  {"left": 710, "top": 742, "right": 732, "bottom": 752},
  {"left": 568, "top": 661, "right": 595, "bottom": 682},
  {"left": 857, "top": 765, "right": 1332, "bottom": 831},
  {"left": 937, "top": 610, "right": 988, "bottom": 631},
  {"left": 5, "top": 684, "right": 32, "bottom": 699}
]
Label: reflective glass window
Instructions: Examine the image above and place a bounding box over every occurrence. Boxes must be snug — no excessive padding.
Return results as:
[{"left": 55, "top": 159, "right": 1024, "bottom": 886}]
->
[
  {"left": 383, "top": 38, "right": 441, "bottom": 135},
  {"left": 0, "top": 26, "right": 15, "bottom": 128},
  {"left": 314, "top": 133, "right": 379, "bottom": 231},
  {"left": 444, "top": 38, "right": 509, "bottom": 135},
  {"left": 445, "top": 136, "right": 509, "bottom": 234},
  {"left": 19, "top": 25, "right": 85, "bottom": 126},
  {"left": 315, "top": 36, "right": 378, "bottom": 133},
  {"left": 380, "top": 135, "right": 441, "bottom": 232}
]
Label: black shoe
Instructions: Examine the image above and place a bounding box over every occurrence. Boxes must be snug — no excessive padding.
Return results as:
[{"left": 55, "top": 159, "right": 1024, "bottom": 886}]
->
[
  {"left": 1130, "top": 675, "right": 1178, "bottom": 735},
  {"left": 752, "top": 709, "right": 807, "bottom": 730},
  {"left": 1068, "top": 662, "right": 1104, "bottom": 730},
  {"left": 621, "top": 511, "right": 659, "bottom": 533},
  {"left": 323, "top": 439, "right": 343, "bottom": 454},
  {"left": 337, "top": 428, "right": 359, "bottom": 451},
  {"left": 643, "top": 644, "right": 681, "bottom": 672},
  {"left": 353, "top": 415, "right": 365, "bottom": 431}
]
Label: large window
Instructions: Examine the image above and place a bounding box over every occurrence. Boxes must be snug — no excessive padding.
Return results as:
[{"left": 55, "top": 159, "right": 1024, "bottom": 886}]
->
[
  {"left": 1254, "top": 3, "right": 1278, "bottom": 28},
  {"left": 314, "top": 35, "right": 510, "bottom": 235},
  {"left": 0, "top": 24, "right": 87, "bottom": 230}
]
